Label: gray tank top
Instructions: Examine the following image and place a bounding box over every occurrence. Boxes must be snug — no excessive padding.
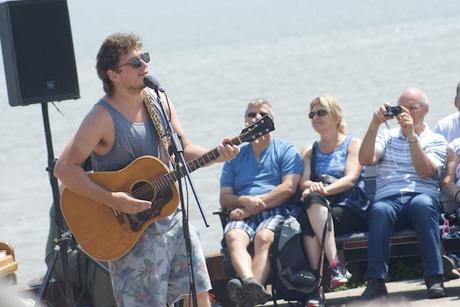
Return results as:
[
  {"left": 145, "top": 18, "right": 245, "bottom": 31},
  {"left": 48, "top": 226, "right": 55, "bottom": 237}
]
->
[
  {"left": 91, "top": 99, "right": 163, "bottom": 171},
  {"left": 91, "top": 97, "right": 181, "bottom": 234}
]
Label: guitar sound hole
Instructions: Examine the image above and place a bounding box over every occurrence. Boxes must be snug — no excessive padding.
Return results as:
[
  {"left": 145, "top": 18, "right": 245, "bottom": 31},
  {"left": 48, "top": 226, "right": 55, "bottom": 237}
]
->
[
  {"left": 127, "top": 180, "right": 173, "bottom": 232},
  {"left": 130, "top": 180, "right": 155, "bottom": 201}
]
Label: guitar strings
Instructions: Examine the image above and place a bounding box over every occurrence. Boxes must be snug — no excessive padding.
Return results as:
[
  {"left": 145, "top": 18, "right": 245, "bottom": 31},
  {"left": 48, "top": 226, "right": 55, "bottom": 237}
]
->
[
  {"left": 127, "top": 130, "right": 258, "bottom": 199},
  {"left": 129, "top": 148, "right": 220, "bottom": 199}
]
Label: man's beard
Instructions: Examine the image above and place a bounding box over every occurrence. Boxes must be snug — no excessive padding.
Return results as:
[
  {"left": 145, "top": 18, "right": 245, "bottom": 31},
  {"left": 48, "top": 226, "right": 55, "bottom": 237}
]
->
[{"left": 127, "top": 83, "right": 145, "bottom": 94}]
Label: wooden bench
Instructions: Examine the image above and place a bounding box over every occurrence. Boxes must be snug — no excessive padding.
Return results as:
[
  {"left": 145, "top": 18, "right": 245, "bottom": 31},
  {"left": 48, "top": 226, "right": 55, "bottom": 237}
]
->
[
  {"left": 336, "top": 167, "right": 460, "bottom": 264},
  {"left": 0, "top": 241, "right": 18, "bottom": 285},
  {"left": 211, "top": 167, "right": 460, "bottom": 266},
  {"left": 207, "top": 166, "right": 460, "bottom": 304}
]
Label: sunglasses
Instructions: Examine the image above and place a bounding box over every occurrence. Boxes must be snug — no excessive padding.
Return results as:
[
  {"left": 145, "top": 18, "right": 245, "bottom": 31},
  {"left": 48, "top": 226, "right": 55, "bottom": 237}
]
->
[
  {"left": 247, "top": 111, "right": 269, "bottom": 118},
  {"left": 308, "top": 109, "right": 328, "bottom": 119},
  {"left": 118, "top": 52, "right": 150, "bottom": 70}
]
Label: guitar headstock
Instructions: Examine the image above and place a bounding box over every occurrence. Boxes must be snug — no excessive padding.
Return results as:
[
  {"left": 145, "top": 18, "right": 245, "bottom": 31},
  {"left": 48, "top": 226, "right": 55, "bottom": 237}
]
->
[{"left": 239, "top": 114, "right": 275, "bottom": 144}]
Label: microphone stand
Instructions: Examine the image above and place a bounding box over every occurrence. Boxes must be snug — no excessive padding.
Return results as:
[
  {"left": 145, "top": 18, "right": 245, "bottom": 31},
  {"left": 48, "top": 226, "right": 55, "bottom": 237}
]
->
[{"left": 153, "top": 89, "right": 208, "bottom": 307}]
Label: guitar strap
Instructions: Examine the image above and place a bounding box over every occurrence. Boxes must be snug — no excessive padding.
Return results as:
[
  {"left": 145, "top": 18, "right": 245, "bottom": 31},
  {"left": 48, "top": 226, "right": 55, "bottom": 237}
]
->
[{"left": 142, "top": 89, "right": 173, "bottom": 164}]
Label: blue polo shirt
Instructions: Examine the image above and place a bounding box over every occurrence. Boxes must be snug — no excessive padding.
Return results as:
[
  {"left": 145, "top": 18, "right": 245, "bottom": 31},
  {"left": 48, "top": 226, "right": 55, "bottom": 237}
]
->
[{"left": 220, "top": 138, "right": 303, "bottom": 210}]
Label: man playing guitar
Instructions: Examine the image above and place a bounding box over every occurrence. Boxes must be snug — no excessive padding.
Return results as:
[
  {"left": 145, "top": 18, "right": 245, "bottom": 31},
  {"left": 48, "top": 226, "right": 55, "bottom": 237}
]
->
[{"left": 54, "top": 33, "right": 239, "bottom": 307}]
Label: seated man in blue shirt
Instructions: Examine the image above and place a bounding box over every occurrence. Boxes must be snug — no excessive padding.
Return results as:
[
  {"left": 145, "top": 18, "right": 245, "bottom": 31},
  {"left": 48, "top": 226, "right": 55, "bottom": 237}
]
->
[
  {"left": 220, "top": 98, "right": 303, "bottom": 306},
  {"left": 359, "top": 88, "right": 447, "bottom": 300}
]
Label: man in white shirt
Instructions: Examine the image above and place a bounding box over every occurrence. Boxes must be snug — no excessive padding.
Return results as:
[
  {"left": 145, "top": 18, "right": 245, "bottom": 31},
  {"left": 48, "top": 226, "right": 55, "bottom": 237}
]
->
[
  {"left": 359, "top": 88, "right": 447, "bottom": 301},
  {"left": 435, "top": 83, "right": 460, "bottom": 142},
  {"left": 435, "top": 83, "right": 460, "bottom": 281}
]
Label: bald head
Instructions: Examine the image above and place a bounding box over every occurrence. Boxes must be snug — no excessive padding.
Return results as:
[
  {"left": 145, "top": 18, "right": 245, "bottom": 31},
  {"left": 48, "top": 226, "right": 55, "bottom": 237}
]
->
[
  {"left": 397, "top": 87, "right": 429, "bottom": 126},
  {"left": 398, "top": 88, "right": 429, "bottom": 106}
]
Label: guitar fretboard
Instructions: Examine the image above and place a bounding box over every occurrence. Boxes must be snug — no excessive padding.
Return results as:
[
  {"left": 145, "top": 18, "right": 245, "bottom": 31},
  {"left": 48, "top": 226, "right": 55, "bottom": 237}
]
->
[{"left": 151, "top": 136, "right": 242, "bottom": 192}]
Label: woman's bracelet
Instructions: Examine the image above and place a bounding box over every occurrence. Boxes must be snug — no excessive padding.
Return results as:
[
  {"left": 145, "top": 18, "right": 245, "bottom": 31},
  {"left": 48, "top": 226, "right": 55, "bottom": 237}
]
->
[{"left": 455, "top": 190, "right": 460, "bottom": 202}]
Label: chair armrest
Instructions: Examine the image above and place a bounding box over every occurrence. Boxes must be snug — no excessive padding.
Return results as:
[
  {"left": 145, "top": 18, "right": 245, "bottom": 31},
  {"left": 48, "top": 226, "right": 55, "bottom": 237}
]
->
[{"left": 213, "top": 208, "right": 230, "bottom": 230}]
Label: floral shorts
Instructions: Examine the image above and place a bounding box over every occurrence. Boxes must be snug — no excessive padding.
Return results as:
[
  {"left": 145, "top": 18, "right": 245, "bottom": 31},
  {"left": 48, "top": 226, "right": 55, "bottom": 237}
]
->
[{"left": 109, "top": 220, "right": 211, "bottom": 306}]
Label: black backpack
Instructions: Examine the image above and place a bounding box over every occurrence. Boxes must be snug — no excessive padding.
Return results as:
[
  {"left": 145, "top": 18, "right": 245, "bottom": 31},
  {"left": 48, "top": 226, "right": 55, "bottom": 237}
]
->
[{"left": 270, "top": 216, "right": 327, "bottom": 302}]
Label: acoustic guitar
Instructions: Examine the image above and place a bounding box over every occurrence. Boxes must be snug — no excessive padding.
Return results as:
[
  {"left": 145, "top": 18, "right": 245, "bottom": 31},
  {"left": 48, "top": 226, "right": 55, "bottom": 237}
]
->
[{"left": 60, "top": 115, "right": 275, "bottom": 261}]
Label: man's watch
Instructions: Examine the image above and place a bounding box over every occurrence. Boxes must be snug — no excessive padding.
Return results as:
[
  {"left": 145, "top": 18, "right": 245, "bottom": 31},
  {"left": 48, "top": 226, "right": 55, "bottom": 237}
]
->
[{"left": 407, "top": 136, "right": 418, "bottom": 144}]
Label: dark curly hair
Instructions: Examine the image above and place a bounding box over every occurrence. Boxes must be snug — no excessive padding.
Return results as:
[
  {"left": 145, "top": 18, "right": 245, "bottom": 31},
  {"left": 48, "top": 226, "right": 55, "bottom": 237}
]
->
[{"left": 96, "top": 33, "right": 142, "bottom": 96}]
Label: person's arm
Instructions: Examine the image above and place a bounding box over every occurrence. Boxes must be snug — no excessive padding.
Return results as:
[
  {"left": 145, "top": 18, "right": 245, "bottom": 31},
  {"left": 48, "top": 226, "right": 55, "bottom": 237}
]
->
[
  {"left": 219, "top": 161, "right": 267, "bottom": 214},
  {"left": 407, "top": 139, "right": 438, "bottom": 178},
  {"left": 220, "top": 143, "right": 302, "bottom": 213},
  {"left": 220, "top": 173, "right": 300, "bottom": 212},
  {"left": 166, "top": 96, "right": 238, "bottom": 163},
  {"left": 220, "top": 187, "right": 265, "bottom": 215},
  {"left": 442, "top": 148, "right": 459, "bottom": 200},
  {"left": 397, "top": 107, "right": 438, "bottom": 178},
  {"left": 261, "top": 144, "right": 303, "bottom": 208},
  {"left": 359, "top": 104, "right": 388, "bottom": 166},
  {"left": 219, "top": 158, "right": 266, "bottom": 214},
  {"left": 219, "top": 186, "right": 254, "bottom": 221},
  {"left": 54, "top": 106, "right": 151, "bottom": 214},
  {"left": 298, "top": 148, "right": 314, "bottom": 192},
  {"left": 322, "top": 138, "right": 363, "bottom": 196},
  {"left": 220, "top": 186, "right": 244, "bottom": 210},
  {"left": 260, "top": 173, "right": 300, "bottom": 209}
]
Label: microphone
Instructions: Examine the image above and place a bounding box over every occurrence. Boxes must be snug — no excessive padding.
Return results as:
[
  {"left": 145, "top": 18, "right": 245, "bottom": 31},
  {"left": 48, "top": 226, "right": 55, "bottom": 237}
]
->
[{"left": 143, "top": 75, "right": 165, "bottom": 93}]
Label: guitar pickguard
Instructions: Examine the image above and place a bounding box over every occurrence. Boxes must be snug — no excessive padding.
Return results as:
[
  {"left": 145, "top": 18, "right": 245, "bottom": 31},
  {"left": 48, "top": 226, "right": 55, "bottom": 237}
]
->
[{"left": 127, "top": 187, "right": 173, "bottom": 231}]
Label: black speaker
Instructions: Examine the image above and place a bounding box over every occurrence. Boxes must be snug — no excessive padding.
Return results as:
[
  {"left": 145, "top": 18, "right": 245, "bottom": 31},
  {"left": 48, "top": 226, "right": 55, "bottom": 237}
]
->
[{"left": 0, "top": 0, "right": 79, "bottom": 107}]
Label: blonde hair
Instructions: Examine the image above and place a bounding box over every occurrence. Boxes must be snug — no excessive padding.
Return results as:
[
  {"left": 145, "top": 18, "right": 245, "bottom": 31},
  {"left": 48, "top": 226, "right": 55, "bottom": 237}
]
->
[
  {"left": 245, "top": 97, "right": 275, "bottom": 118},
  {"left": 309, "top": 95, "right": 346, "bottom": 134}
]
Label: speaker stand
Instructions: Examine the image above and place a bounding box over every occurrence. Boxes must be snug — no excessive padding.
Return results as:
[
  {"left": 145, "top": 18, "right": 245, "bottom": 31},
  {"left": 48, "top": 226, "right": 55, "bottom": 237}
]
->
[{"left": 37, "top": 102, "right": 74, "bottom": 306}]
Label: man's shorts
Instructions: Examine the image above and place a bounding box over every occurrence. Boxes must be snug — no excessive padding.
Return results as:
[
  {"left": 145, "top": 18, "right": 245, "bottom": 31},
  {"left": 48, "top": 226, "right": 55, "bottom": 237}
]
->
[
  {"left": 109, "top": 220, "right": 211, "bottom": 306},
  {"left": 224, "top": 207, "right": 286, "bottom": 241}
]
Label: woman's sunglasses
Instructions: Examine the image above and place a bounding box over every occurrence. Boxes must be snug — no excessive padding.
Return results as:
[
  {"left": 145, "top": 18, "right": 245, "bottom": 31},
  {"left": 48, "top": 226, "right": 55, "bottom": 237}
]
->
[
  {"left": 118, "top": 52, "right": 150, "bottom": 70},
  {"left": 308, "top": 109, "right": 328, "bottom": 119},
  {"left": 247, "top": 111, "right": 269, "bottom": 118}
]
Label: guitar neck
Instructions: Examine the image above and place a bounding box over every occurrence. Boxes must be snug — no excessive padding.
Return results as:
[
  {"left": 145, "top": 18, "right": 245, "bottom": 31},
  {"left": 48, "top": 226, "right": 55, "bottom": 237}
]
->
[{"left": 153, "top": 136, "right": 242, "bottom": 191}]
